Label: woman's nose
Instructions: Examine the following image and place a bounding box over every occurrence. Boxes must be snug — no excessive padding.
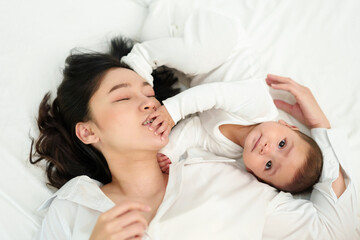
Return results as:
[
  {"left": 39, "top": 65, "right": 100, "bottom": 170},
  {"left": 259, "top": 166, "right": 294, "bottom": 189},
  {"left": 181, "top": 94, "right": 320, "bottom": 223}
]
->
[{"left": 140, "top": 98, "right": 157, "bottom": 111}]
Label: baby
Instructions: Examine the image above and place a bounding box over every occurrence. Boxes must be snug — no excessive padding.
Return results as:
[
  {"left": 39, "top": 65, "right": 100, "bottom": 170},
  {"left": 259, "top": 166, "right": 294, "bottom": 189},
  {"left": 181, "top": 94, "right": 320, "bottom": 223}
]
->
[
  {"left": 121, "top": 6, "right": 324, "bottom": 193},
  {"left": 145, "top": 75, "right": 324, "bottom": 194}
]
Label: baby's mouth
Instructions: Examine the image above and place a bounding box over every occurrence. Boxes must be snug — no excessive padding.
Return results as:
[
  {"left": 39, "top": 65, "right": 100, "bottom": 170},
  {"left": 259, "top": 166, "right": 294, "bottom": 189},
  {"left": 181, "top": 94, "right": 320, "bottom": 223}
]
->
[{"left": 252, "top": 135, "right": 262, "bottom": 152}]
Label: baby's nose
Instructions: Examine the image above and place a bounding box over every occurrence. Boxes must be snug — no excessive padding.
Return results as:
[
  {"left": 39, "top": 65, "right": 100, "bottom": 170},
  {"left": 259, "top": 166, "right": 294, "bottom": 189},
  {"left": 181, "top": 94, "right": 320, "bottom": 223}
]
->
[{"left": 260, "top": 143, "right": 272, "bottom": 154}]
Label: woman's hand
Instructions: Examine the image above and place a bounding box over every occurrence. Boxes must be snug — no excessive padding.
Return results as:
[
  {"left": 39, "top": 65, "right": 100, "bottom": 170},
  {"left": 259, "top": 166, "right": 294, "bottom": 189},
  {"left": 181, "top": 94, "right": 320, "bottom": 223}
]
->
[
  {"left": 157, "top": 153, "right": 172, "bottom": 174},
  {"left": 266, "top": 74, "right": 330, "bottom": 129},
  {"left": 144, "top": 105, "right": 175, "bottom": 140},
  {"left": 89, "top": 201, "right": 151, "bottom": 240}
]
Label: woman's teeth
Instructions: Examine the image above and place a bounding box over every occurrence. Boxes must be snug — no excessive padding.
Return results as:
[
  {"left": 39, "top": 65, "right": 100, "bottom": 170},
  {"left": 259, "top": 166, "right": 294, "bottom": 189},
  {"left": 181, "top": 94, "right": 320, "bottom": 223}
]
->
[{"left": 143, "top": 119, "right": 154, "bottom": 125}]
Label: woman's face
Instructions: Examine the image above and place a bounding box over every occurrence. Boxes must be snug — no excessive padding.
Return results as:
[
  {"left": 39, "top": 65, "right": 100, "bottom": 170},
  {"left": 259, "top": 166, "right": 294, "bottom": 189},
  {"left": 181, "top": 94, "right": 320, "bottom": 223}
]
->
[{"left": 87, "top": 68, "right": 167, "bottom": 155}]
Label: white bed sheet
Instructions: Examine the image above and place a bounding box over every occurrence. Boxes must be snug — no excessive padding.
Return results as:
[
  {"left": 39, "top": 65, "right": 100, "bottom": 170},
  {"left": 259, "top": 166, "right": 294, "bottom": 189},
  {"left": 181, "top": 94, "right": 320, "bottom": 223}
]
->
[{"left": 0, "top": 0, "right": 359, "bottom": 239}]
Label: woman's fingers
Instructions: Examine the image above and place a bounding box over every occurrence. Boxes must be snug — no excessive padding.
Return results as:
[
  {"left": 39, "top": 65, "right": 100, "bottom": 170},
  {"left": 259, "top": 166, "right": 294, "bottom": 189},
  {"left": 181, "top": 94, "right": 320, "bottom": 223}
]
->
[
  {"left": 90, "top": 202, "right": 150, "bottom": 240},
  {"left": 269, "top": 82, "right": 300, "bottom": 98},
  {"left": 273, "top": 99, "right": 293, "bottom": 114},
  {"left": 111, "top": 222, "right": 146, "bottom": 240},
  {"left": 101, "top": 202, "right": 151, "bottom": 221},
  {"left": 107, "top": 210, "right": 148, "bottom": 233},
  {"left": 266, "top": 74, "right": 295, "bottom": 84}
]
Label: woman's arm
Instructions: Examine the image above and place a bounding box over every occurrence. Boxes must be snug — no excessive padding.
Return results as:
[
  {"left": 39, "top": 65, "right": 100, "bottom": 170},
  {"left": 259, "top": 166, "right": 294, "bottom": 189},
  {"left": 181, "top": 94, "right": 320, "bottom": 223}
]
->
[{"left": 121, "top": 9, "right": 243, "bottom": 85}]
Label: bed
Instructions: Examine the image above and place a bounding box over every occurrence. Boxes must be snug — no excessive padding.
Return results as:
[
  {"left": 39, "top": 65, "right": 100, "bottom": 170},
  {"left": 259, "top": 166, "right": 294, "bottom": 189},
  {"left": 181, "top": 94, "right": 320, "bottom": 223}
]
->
[{"left": 0, "top": 0, "right": 359, "bottom": 238}]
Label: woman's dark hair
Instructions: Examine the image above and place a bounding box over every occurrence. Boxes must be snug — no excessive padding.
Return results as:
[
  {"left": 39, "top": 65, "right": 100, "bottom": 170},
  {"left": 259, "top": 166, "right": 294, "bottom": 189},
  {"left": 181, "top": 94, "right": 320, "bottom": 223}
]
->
[{"left": 30, "top": 37, "right": 179, "bottom": 189}]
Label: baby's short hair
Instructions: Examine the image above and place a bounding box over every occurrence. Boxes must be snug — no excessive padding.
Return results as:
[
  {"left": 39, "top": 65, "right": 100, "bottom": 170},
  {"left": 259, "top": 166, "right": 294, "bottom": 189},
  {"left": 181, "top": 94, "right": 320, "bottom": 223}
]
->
[{"left": 281, "top": 131, "right": 323, "bottom": 194}]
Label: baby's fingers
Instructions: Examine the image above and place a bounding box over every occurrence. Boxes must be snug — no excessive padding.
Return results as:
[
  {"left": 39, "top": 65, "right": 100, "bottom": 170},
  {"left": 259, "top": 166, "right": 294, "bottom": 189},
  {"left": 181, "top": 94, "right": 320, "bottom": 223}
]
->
[
  {"left": 160, "top": 126, "right": 171, "bottom": 141},
  {"left": 149, "top": 116, "right": 163, "bottom": 131},
  {"left": 157, "top": 155, "right": 168, "bottom": 162},
  {"left": 146, "top": 111, "right": 159, "bottom": 123},
  {"left": 155, "top": 122, "right": 168, "bottom": 136},
  {"left": 159, "top": 160, "right": 169, "bottom": 168},
  {"left": 162, "top": 165, "right": 170, "bottom": 174}
]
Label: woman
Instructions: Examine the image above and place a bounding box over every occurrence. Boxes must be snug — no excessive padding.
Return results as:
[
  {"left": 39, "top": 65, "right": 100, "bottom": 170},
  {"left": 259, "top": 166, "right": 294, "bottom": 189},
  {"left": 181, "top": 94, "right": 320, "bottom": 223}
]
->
[{"left": 31, "top": 38, "right": 357, "bottom": 239}]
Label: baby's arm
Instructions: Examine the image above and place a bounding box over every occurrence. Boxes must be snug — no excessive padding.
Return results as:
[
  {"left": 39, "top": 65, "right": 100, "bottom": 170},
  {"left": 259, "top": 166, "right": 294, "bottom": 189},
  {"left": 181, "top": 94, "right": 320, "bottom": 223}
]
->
[
  {"left": 145, "top": 79, "right": 278, "bottom": 138},
  {"left": 121, "top": 9, "right": 243, "bottom": 85},
  {"left": 156, "top": 116, "right": 206, "bottom": 171}
]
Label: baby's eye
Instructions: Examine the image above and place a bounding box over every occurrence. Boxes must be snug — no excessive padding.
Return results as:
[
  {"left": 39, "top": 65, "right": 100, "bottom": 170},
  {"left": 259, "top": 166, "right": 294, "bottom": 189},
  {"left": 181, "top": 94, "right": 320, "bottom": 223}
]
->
[
  {"left": 265, "top": 161, "right": 272, "bottom": 170},
  {"left": 278, "top": 139, "right": 286, "bottom": 148}
]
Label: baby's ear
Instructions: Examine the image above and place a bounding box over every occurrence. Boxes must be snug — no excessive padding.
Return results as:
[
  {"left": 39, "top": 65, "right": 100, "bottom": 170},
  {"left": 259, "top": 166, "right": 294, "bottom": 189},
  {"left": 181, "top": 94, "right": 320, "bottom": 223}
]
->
[
  {"left": 278, "top": 120, "right": 299, "bottom": 131},
  {"left": 75, "top": 122, "right": 99, "bottom": 144}
]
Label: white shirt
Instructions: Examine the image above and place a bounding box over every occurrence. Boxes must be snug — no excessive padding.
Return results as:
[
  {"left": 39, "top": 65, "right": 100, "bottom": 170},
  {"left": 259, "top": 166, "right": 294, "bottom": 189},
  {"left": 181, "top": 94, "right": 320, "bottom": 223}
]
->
[
  {"left": 159, "top": 79, "right": 278, "bottom": 162},
  {"left": 37, "top": 128, "right": 358, "bottom": 239}
]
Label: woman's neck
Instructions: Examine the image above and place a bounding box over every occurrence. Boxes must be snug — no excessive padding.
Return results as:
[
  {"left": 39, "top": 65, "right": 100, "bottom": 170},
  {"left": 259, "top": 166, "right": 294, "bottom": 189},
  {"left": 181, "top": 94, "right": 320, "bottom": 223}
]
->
[
  {"left": 219, "top": 124, "right": 256, "bottom": 147},
  {"left": 104, "top": 151, "right": 168, "bottom": 199},
  {"left": 101, "top": 151, "right": 168, "bottom": 223}
]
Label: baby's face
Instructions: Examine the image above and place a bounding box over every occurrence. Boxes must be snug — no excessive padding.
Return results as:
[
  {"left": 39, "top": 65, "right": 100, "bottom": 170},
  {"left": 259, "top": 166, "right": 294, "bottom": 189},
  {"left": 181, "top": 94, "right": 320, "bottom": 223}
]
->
[{"left": 242, "top": 121, "right": 310, "bottom": 190}]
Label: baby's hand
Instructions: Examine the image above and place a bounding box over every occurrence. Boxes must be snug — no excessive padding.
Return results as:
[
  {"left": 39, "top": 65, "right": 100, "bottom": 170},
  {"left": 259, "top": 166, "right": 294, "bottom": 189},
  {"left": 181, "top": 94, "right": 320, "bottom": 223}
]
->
[
  {"left": 266, "top": 74, "right": 330, "bottom": 129},
  {"left": 157, "top": 153, "right": 172, "bottom": 174},
  {"left": 144, "top": 105, "right": 175, "bottom": 140}
]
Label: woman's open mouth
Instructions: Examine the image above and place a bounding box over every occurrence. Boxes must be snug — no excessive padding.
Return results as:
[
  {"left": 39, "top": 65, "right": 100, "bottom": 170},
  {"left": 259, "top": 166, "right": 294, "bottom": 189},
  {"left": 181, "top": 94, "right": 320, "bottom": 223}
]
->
[{"left": 142, "top": 118, "right": 154, "bottom": 126}]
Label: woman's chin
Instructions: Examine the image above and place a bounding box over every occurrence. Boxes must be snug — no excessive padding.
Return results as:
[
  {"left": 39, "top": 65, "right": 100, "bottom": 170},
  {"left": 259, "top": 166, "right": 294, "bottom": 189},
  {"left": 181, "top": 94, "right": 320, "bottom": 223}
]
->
[{"left": 148, "top": 134, "right": 169, "bottom": 149}]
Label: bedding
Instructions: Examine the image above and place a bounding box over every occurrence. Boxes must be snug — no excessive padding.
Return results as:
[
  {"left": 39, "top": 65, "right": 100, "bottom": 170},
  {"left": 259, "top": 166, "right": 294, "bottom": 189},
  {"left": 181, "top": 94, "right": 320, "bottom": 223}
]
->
[{"left": 0, "top": 0, "right": 359, "bottom": 239}]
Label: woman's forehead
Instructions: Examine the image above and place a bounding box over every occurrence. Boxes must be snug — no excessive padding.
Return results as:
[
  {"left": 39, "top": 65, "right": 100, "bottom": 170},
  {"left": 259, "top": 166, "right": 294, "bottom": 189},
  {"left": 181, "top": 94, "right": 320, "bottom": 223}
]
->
[{"left": 100, "top": 68, "right": 137, "bottom": 89}]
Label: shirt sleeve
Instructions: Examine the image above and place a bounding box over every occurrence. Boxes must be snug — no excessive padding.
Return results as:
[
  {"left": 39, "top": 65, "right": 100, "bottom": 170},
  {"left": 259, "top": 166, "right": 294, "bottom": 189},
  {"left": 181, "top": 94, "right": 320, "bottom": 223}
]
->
[
  {"left": 36, "top": 198, "right": 75, "bottom": 240},
  {"left": 121, "top": 9, "right": 243, "bottom": 85},
  {"left": 263, "top": 128, "right": 358, "bottom": 240},
  {"left": 160, "top": 116, "right": 206, "bottom": 163},
  {"left": 162, "top": 79, "right": 278, "bottom": 124}
]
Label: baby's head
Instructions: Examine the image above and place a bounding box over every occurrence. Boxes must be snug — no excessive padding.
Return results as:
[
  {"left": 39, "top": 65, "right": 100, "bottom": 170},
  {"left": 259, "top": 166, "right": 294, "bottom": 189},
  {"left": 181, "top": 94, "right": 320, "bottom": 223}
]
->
[{"left": 242, "top": 120, "right": 323, "bottom": 194}]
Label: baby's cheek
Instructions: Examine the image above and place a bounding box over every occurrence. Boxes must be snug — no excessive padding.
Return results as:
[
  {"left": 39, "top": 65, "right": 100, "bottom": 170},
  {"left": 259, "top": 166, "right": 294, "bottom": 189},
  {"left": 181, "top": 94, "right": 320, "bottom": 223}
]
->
[{"left": 245, "top": 166, "right": 253, "bottom": 173}]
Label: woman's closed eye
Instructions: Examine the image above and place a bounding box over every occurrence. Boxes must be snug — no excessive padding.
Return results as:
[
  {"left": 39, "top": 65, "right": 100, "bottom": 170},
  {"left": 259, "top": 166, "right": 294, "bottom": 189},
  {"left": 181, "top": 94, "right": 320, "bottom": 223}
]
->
[
  {"left": 114, "top": 92, "right": 155, "bottom": 102},
  {"left": 114, "top": 98, "right": 130, "bottom": 102}
]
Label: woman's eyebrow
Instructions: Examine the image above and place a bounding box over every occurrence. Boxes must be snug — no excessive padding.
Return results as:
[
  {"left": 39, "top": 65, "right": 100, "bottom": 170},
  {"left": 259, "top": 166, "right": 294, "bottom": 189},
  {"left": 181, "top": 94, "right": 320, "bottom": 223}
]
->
[
  {"left": 108, "top": 82, "right": 151, "bottom": 94},
  {"left": 142, "top": 82, "right": 152, "bottom": 87},
  {"left": 108, "top": 83, "right": 130, "bottom": 94}
]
